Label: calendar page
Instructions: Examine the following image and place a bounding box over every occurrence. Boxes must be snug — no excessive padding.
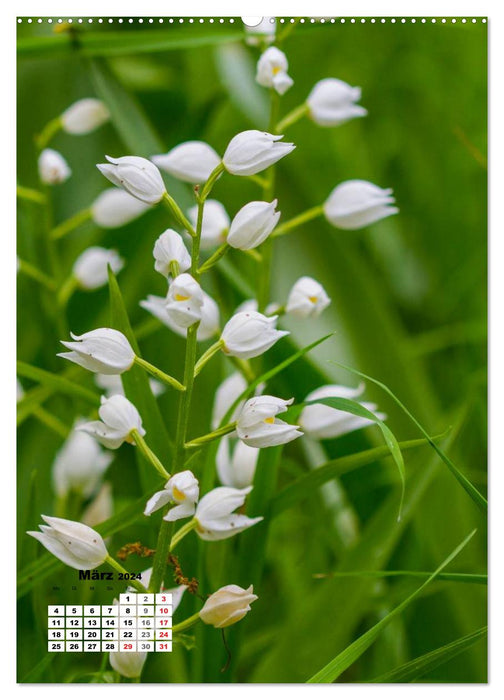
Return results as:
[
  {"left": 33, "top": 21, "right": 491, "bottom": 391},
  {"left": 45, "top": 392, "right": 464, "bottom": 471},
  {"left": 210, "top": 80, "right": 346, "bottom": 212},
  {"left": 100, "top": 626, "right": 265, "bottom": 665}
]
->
[{"left": 16, "top": 15, "right": 488, "bottom": 684}]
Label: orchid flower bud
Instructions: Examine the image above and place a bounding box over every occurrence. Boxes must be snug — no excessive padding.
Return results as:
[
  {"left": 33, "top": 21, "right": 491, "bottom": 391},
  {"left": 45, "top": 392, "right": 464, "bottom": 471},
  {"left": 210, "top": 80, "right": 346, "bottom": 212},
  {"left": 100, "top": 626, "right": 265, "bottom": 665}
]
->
[
  {"left": 227, "top": 199, "right": 280, "bottom": 250},
  {"left": 61, "top": 98, "right": 110, "bottom": 135},
  {"left": 152, "top": 141, "right": 221, "bottom": 184},
  {"left": 299, "top": 384, "right": 386, "bottom": 440},
  {"left": 307, "top": 78, "right": 367, "bottom": 127},
  {"left": 91, "top": 189, "right": 151, "bottom": 228},
  {"left": 194, "top": 486, "right": 262, "bottom": 541},
  {"left": 245, "top": 16, "right": 276, "bottom": 45},
  {"left": 153, "top": 229, "right": 191, "bottom": 278},
  {"left": 58, "top": 328, "right": 135, "bottom": 375},
  {"left": 141, "top": 290, "right": 219, "bottom": 341},
  {"left": 236, "top": 395, "right": 302, "bottom": 448},
  {"left": 223, "top": 130, "right": 295, "bottom": 176},
  {"left": 96, "top": 155, "right": 166, "bottom": 204},
  {"left": 77, "top": 395, "right": 145, "bottom": 450},
  {"left": 217, "top": 436, "right": 259, "bottom": 489},
  {"left": 212, "top": 372, "right": 248, "bottom": 429},
  {"left": 256, "top": 47, "right": 294, "bottom": 95},
  {"left": 188, "top": 199, "right": 230, "bottom": 249},
  {"left": 323, "top": 180, "right": 399, "bottom": 230},
  {"left": 52, "top": 426, "right": 113, "bottom": 498},
  {"left": 220, "top": 311, "right": 289, "bottom": 360},
  {"left": 144, "top": 470, "right": 199, "bottom": 522},
  {"left": 199, "top": 584, "right": 258, "bottom": 628},
  {"left": 95, "top": 373, "right": 165, "bottom": 398},
  {"left": 38, "top": 148, "right": 71, "bottom": 185},
  {"left": 286, "top": 276, "right": 331, "bottom": 318},
  {"left": 73, "top": 247, "right": 124, "bottom": 290},
  {"left": 165, "top": 273, "right": 204, "bottom": 328},
  {"left": 27, "top": 515, "right": 108, "bottom": 570}
]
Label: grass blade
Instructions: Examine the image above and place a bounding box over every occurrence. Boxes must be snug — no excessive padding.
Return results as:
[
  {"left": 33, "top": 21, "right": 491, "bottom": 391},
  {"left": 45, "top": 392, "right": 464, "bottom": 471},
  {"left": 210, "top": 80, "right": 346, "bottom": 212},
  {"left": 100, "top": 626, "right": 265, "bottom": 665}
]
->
[
  {"left": 370, "top": 626, "right": 487, "bottom": 682},
  {"left": 307, "top": 529, "right": 477, "bottom": 683},
  {"left": 313, "top": 570, "right": 487, "bottom": 585},
  {"left": 16, "top": 361, "right": 100, "bottom": 405}
]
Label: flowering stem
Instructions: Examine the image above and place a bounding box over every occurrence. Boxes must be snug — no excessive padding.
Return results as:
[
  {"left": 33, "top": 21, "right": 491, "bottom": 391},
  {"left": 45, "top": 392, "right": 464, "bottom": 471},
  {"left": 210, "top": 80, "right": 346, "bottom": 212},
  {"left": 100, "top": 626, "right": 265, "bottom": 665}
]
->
[
  {"left": 172, "top": 611, "right": 201, "bottom": 634},
  {"left": 134, "top": 356, "right": 185, "bottom": 392},
  {"left": 36, "top": 116, "right": 62, "bottom": 149},
  {"left": 169, "top": 519, "right": 197, "bottom": 551},
  {"left": 50, "top": 208, "right": 92, "bottom": 240},
  {"left": 275, "top": 103, "right": 309, "bottom": 133},
  {"left": 199, "top": 162, "right": 225, "bottom": 201},
  {"left": 162, "top": 193, "right": 196, "bottom": 236},
  {"left": 185, "top": 422, "right": 237, "bottom": 449},
  {"left": 194, "top": 340, "right": 224, "bottom": 377},
  {"left": 17, "top": 185, "right": 47, "bottom": 205},
  {"left": 105, "top": 555, "right": 148, "bottom": 593},
  {"left": 57, "top": 275, "right": 78, "bottom": 308},
  {"left": 17, "top": 259, "right": 56, "bottom": 290},
  {"left": 130, "top": 428, "right": 170, "bottom": 480},
  {"left": 197, "top": 243, "right": 230, "bottom": 275},
  {"left": 271, "top": 205, "right": 324, "bottom": 238}
]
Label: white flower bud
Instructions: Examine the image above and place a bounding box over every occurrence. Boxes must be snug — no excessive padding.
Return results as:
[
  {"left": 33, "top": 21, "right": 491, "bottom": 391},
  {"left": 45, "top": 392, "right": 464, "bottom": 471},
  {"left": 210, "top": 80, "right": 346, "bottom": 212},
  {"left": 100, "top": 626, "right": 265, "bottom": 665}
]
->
[
  {"left": 91, "top": 189, "right": 151, "bottom": 228},
  {"left": 286, "top": 276, "right": 331, "bottom": 318},
  {"left": 58, "top": 328, "right": 135, "bottom": 375},
  {"left": 165, "top": 273, "right": 204, "bottom": 328},
  {"left": 109, "top": 649, "right": 148, "bottom": 679},
  {"left": 300, "top": 384, "right": 386, "bottom": 440},
  {"left": 227, "top": 199, "right": 280, "bottom": 250},
  {"left": 151, "top": 141, "right": 221, "bottom": 184},
  {"left": 223, "top": 130, "right": 295, "bottom": 176},
  {"left": 153, "top": 229, "right": 191, "bottom": 278},
  {"left": 38, "top": 148, "right": 71, "bottom": 185},
  {"left": 144, "top": 470, "right": 199, "bottom": 522},
  {"left": 221, "top": 311, "right": 289, "bottom": 360},
  {"left": 307, "top": 78, "right": 367, "bottom": 127},
  {"left": 77, "top": 395, "right": 145, "bottom": 450},
  {"left": 52, "top": 426, "right": 113, "bottom": 498},
  {"left": 194, "top": 486, "right": 262, "bottom": 541},
  {"left": 188, "top": 199, "right": 230, "bottom": 249},
  {"left": 212, "top": 372, "right": 248, "bottom": 429},
  {"left": 199, "top": 584, "right": 258, "bottom": 628},
  {"left": 256, "top": 47, "right": 293, "bottom": 95},
  {"left": 245, "top": 16, "right": 276, "bottom": 45},
  {"left": 141, "top": 291, "right": 219, "bottom": 342},
  {"left": 61, "top": 98, "right": 110, "bottom": 135},
  {"left": 95, "top": 373, "right": 165, "bottom": 398},
  {"left": 82, "top": 483, "right": 114, "bottom": 528},
  {"left": 27, "top": 515, "right": 108, "bottom": 570},
  {"left": 96, "top": 155, "right": 166, "bottom": 204},
  {"left": 72, "top": 247, "right": 124, "bottom": 290},
  {"left": 236, "top": 395, "right": 302, "bottom": 448},
  {"left": 217, "top": 436, "right": 259, "bottom": 489},
  {"left": 324, "top": 180, "right": 399, "bottom": 230}
]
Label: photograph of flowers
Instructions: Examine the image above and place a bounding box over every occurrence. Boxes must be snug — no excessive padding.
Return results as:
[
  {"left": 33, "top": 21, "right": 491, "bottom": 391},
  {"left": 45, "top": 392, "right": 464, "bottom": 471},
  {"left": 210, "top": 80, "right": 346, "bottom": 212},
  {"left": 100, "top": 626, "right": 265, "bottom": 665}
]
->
[{"left": 16, "top": 15, "right": 487, "bottom": 683}]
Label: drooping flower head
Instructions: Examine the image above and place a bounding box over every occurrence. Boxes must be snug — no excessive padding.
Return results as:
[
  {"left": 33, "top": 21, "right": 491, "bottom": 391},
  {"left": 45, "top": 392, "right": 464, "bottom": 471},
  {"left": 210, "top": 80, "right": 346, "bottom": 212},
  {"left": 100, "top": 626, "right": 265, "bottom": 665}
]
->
[
  {"left": 27, "top": 516, "right": 108, "bottom": 570},
  {"left": 58, "top": 328, "right": 135, "bottom": 375},
  {"left": 97, "top": 155, "right": 166, "bottom": 204},
  {"left": 236, "top": 395, "right": 302, "bottom": 448},
  {"left": 77, "top": 395, "right": 145, "bottom": 450}
]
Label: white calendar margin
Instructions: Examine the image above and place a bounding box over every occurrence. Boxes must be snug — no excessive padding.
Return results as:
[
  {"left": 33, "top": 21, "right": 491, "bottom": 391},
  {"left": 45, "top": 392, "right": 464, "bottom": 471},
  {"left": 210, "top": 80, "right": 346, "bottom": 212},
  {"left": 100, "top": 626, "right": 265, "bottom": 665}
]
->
[{"left": 4, "top": 0, "right": 501, "bottom": 696}]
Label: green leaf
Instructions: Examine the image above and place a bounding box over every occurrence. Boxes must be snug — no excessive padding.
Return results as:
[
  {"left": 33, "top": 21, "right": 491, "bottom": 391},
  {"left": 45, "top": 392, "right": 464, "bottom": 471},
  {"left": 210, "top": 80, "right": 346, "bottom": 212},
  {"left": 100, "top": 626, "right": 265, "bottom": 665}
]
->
[
  {"left": 331, "top": 361, "right": 487, "bottom": 514},
  {"left": 108, "top": 269, "right": 173, "bottom": 490},
  {"left": 16, "top": 361, "right": 100, "bottom": 405},
  {"left": 313, "top": 570, "right": 487, "bottom": 585},
  {"left": 307, "top": 529, "right": 477, "bottom": 683},
  {"left": 370, "top": 626, "right": 487, "bottom": 683}
]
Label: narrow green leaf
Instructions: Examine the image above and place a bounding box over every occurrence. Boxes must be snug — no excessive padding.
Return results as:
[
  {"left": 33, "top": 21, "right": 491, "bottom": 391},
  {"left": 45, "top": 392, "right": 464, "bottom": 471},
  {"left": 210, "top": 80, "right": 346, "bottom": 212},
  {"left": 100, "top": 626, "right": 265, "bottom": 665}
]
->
[
  {"left": 331, "top": 361, "right": 487, "bottom": 513},
  {"left": 370, "top": 626, "right": 487, "bottom": 683},
  {"left": 19, "top": 653, "right": 56, "bottom": 682},
  {"left": 16, "top": 361, "right": 100, "bottom": 405},
  {"left": 313, "top": 570, "right": 487, "bottom": 585},
  {"left": 307, "top": 529, "right": 477, "bottom": 683}
]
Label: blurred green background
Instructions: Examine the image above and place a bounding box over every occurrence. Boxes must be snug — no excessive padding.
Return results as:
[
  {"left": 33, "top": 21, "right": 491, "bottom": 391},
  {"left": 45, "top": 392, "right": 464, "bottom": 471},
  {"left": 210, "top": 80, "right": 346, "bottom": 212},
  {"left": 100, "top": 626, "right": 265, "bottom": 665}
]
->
[{"left": 17, "top": 18, "right": 487, "bottom": 683}]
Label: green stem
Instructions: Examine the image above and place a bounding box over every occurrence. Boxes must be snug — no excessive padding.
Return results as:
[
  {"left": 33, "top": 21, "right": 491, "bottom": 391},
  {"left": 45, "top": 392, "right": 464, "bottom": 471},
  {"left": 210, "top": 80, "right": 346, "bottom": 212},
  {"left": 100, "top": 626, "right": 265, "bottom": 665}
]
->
[
  {"left": 16, "top": 185, "right": 47, "bottom": 205},
  {"left": 105, "top": 555, "right": 148, "bottom": 593},
  {"left": 172, "top": 611, "right": 201, "bottom": 634},
  {"left": 169, "top": 519, "right": 197, "bottom": 551},
  {"left": 57, "top": 275, "right": 78, "bottom": 308},
  {"left": 36, "top": 116, "right": 62, "bottom": 150},
  {"left": 194, "top": 340, "right": 224, "bottom": 377},
  {"left": 17, "top": 259, "right": 56, "bottom": 290},
  {"left": 134, "top": 356, "right": 185, "bottom": 392},
  {"left": 276, "top": 103, "right": 309, "bottom": 133},
  {"left": 228, "top": 357, "right": 256, "bottom": 383},
  {"left": 50, "top": 208, "right": 92, "bottom": 240},
  {"left": 130, "top": 428, "right": 170, "bottom": 480},
  {"left": 276, "top": 17, "right": 300, "bottom": 43},
  {"left": 243, "top": 248, "right": 262, "bottom": 263},
  {"left": 185, "top": 422, "right": 237, "bottom": 449},
  {"left": 247, "top": 174, "right": 268, "bottom": 188},
  {"left": 198, "top": 243, "right": 230, "bottom": 275},
  {"left": 199, "top": 162, "right": 225, "bottom": 201},
  {"left": 33, "top": 407, "right": 69, "bottom": 438},
  {"left": 162, "top": 193, "right": 196, "bottom": 236},
  {"left": 169, "top": 260, "right": 180, "bottom": 279},
  {"left": 272, "top": 205, "right": 324, "bottom": 238},
  {"left": 313, "top": 570, "right": 487, "bottom": 585}
]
